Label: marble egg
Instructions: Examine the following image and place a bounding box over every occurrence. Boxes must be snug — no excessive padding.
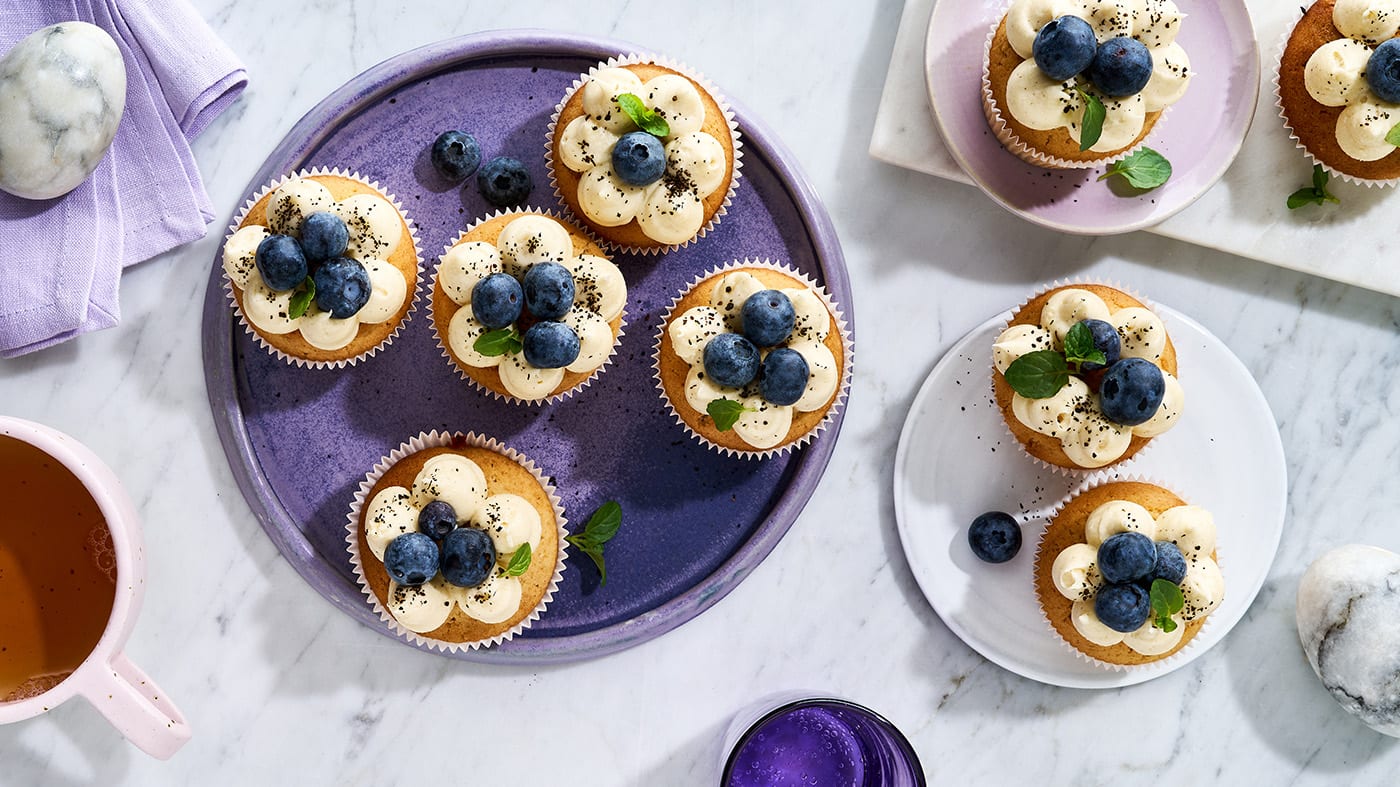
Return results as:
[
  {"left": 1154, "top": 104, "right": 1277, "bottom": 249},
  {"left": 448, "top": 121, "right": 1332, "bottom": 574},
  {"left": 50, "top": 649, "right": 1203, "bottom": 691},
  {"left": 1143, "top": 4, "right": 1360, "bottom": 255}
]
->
[
  {"left": 1296, "top": 544, "right": 1400, "bottom": 737},
  {"left": 0, "top": 21, "right": 126, "bottom": 200}
]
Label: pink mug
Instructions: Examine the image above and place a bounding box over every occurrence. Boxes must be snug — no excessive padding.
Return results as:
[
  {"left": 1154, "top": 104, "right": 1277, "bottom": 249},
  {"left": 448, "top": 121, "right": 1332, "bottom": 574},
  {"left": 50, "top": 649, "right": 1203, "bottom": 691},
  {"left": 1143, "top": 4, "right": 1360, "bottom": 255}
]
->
[{"left": 0, "top": 416, "right": 190, "bottom": 759}]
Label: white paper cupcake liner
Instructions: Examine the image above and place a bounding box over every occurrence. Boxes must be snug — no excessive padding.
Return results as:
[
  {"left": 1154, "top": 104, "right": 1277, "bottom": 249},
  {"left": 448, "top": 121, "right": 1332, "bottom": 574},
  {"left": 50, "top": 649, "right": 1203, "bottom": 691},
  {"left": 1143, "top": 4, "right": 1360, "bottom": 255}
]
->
[
  {"left": 428, "top": 207, "right": 628, "bottom": 406},
  {"left": 1033, "top": 474, "right": 1222, "bottom": 672},
  {"left": 652, "top": 258, "right": 854, "bottom": 460},
  {"left": 544, "top": 52, "right": 744, "bottom": 255},
  {"left": 222, "top": 166, "right": 424, "bottom": 369},
  {"left": 990, "top": 279, "right": 1174, "bottom": 477},
  {"left": 980, "top": 4, "right": 1171, "bottom": 171},
  {"left": 345, "top": 430, "right": 569, "bottom": 653},
  {"left": 1273, "top": 4, "right": 1400, "bottom": 188}
]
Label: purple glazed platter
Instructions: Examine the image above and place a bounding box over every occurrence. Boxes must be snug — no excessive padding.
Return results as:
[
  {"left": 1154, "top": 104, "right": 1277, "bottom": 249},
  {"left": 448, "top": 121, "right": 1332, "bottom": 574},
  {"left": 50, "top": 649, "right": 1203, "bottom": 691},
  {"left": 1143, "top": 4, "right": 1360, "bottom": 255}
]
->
[
  {"left": 201, "top": 30, "right": 853, "bottom": 664},
  {"left": 924, "top": 0, "right": 1259, "bottom": 235}
]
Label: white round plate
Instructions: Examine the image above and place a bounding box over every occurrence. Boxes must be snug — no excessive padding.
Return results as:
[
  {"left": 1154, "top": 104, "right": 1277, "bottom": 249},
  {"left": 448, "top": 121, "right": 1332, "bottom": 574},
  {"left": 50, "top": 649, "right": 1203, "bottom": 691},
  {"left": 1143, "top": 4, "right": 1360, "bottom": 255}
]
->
[{"left": 893, "top": 304, "right": 1286, "bottom": 688}]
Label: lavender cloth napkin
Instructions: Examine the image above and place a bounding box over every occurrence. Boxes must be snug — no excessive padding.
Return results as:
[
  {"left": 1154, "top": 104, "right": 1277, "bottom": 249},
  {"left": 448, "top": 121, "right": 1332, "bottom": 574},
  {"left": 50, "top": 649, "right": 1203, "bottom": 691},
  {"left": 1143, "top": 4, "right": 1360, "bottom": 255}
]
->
[{"left": 0, "top": 0, "right": 246, "bottom": 358}]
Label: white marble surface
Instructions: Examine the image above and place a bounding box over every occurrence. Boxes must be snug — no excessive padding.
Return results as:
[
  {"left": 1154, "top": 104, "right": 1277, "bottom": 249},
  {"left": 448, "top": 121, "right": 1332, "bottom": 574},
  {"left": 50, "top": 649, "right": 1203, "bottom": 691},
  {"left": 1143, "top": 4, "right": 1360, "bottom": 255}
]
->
[{"left": 2, "top": 0, "right": 1400, "bottom": 783}]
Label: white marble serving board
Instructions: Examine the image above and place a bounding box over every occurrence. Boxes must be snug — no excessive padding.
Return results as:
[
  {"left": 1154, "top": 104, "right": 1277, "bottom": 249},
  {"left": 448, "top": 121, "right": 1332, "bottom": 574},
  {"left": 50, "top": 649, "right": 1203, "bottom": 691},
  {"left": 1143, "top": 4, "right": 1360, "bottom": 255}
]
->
[{"left": 871, "top": 0, "right": 1400, "bottom": 299}]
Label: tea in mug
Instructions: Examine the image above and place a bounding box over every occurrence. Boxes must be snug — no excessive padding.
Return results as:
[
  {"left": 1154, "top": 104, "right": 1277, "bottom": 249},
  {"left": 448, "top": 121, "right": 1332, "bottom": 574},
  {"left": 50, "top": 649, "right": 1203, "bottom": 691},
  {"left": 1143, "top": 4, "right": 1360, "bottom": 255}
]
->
[{"left": 0, "top": 435, "right": 117, "bottom": 701}]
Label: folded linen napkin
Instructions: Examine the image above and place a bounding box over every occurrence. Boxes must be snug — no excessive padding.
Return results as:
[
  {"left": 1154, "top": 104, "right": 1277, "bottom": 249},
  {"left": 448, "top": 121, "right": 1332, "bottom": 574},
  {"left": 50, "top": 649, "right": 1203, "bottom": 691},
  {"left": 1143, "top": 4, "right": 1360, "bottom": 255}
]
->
[{"left": 0, "top": 0, "right": 246, "bottom": 357}]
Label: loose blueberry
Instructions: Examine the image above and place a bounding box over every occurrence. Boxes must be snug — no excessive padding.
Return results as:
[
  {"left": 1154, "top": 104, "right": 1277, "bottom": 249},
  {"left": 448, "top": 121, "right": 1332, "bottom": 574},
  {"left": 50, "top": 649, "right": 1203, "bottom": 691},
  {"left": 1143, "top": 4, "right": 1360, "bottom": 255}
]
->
[
  {"left": 1099, "top": 357, "right": 1166, "bottom": 426},
  {"left": 383, "top": 532, "right": 440, "bottom": 587},
  {"left": 255, "top": 234, "right": 308, "bottom": 292},
  {"left": 760, "top": 348, "right": 809, "bottom": 406},
  {"left": 1151, "top": 541, "right": 1188, "bottom": 585},
  {"left": 1077, "top": 318, "right": 1121, "bottom": 372},
  {"left": 1097, "top": 531, "right": 1157, "bottom": 584},
  {"left": 611, "top": 131, "right": 667, "bottom": 186},
  {"left": 1033, "top": 16, "right": 1097, "bottom": 82},
  {"left": 477, "top": 156, "right": 532, "bottom": 207},
  {"left": 1087, "top": 36, "right": 1153, "bottom": 98},
  {"left": 312, "top": 257, "right": 372, "bottom": 318},
  {"left": 703, "top": 333, "right": 761, "bottom": 388},
  {"left": 741, "top": 290, "right": 797, "bottom": 347},
  {"left": 522, "top": 321, "right": 581, "bottom": 369},
  {"left": 439, "top": 527, "right": 496, "bottom": 588},
  {"left": 431, "top": 130, "right": 482, "bottom": 182},
  {"left": 968, "top": 511, "right": 1021, "bottom": 563},
  {"left": 299, "top": 211, "right": 349, "bottom": 263},
  {"left": 1095, "top": 582, "right": 1152, "bottom": 633},
  {"left": 471, "top": 272, "right": 524, "bottom": 329},
  {"left": 522, "top": 261, "right": 576, "bottom": 320},
  {"left": 417, "top": 500, "right": 458, "bottom": 541}
]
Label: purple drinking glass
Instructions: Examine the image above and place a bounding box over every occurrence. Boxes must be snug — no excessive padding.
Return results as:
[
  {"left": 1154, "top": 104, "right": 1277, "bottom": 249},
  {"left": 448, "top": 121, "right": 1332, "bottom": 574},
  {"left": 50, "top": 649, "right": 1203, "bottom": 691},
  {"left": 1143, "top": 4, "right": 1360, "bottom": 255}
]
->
[{"left": 720, "top": 694, "right": 925, "bottom": 787}]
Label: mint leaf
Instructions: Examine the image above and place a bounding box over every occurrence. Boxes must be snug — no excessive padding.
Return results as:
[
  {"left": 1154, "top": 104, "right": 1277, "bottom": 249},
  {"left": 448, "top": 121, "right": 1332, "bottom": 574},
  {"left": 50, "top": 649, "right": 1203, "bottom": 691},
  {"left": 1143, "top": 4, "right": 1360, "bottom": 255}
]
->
[
  {"left": 1062, "top": 322, "right": 1096, "bottom": 363},
  {"left": 1313, "top": 162, "right": 1329, "bottom": 193},
  {"left": 1286, "top": 188, "right": 1322, "bottom": 210},
  {"left": 1389, "top": 122, "right": 1400, "bottom": 147},
  {"left": 1097, "top": 147, "right": 1172, "bottom": 190},
  {"left": 707, "top": 398, "right": 752, "bottom": 431},
  {"left": 617, "top": 93, "right": 670, "bottom": 138},
  {"left": 1077, "top": 88, "right": 1105, "bottom": 152},
  {"left": 505, "top": 542, "right": 532, "bottom": 576},
  {"left": 1003, "top": 350, "right": 1071, "bottom": 399},
  {"left": 564, "top": 501, "right": 622, "bottom": 585},
  {"left": 1287, "top": 165, "right": 1340, "bottom": 210},
  {"left": 1150, "top": 578, "right": 1185, "bottom": 633},
  {"left": 288, "top": 277, "right": 316, "bottom": 320},
  {"left": 473, "top": 327, "right": 522, "bottom": 357}
]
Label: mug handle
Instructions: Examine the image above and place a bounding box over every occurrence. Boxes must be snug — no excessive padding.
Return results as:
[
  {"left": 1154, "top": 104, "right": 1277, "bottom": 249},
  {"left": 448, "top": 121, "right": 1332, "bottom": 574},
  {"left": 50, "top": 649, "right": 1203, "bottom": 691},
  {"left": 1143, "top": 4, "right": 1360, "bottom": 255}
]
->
[{"left": 81, "top": 652, "right": 191, "bottom": 759}]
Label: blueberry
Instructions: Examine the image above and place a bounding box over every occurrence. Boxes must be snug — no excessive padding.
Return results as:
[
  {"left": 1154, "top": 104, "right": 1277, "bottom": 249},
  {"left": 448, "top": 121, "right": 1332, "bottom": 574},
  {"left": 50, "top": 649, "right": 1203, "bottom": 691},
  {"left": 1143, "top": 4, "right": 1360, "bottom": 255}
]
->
[
  {"left": 1095, "top": 582, "right": 1151, "bottom": 633},
  {"left": 383, "top": 532, "right": 440, "bottom": 587},
  {"left": 1368, "top": 40, "right": 1400, "bottom": 103},
  {"left": 522, "top": 321, "right": 581, "bottom": 369},
  {"left": 477, "top": 156, "right": 532, "bottom": 207},
  {"left": 1097, "top": 531, "right": 1157, "bottom": 584},
  {"left": 1033, "top": 16, "right": 1097, "bottom": 82},
  {"left": 1087, "top": 37, "right": 1153, "bottom": 98},
  {"left": 418, "top": 500, "right": 458, "bottom": 541},
  {"left": 1099, "top": 357, "right": 1166, "bottom": 426},
  {"left": 611, "top": 131, "right": 666, "bottom": 186},
  {"left": 760, "top": 348, "right": 809, "bottom": 406},
  {"left": 741, "top": 290, "right": 797, "bottom": 347},
  {"left": 1077, "top": 318, "right": 1121, "bottom": 372},
  {"left": 299, "top": 211, "right": 349, "bottom": 263},
  {"left": 431, "top": 130, "right": 481, "bottom": 182},
  {"left": 522, "top": 261, "right": 576, "bottom": 320},
  {"left": 703, "top": 333, "right": 760, "bottom": 388},
  {"left": 255, "top": 234, "right": 307, "bottom": 291},
  {"left": 471, "top": 272, "right": 524, "bottom": 329},
  {"left": 439, "top": 527, "right": 496, "bottom": 588},
  {"left": 1151, "top": 541, "right": 1188, "bottom": 585},
  {"left": 313, "top": 257, "right": 372, "bottom": 318},
  {"left": 968, "top": 511, "right": 1021, "bottom": 563}
]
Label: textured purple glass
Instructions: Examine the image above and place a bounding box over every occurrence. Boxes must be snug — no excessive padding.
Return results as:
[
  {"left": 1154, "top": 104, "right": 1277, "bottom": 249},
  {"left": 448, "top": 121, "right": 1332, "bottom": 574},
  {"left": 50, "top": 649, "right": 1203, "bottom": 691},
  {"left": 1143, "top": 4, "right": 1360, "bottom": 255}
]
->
[
  {"left": 201, "top": 32, "right": 853, "bottom": 663},
  {"left": 724, "top": 700, "right": 924, "bottom": 787}
]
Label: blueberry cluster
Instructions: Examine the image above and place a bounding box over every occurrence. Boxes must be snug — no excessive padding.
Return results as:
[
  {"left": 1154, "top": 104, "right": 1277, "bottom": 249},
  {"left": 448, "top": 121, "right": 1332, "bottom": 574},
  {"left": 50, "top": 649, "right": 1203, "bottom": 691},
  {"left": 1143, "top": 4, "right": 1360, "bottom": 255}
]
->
[
  {"left": 1072, "top": 318, "right": 1165, "bottom": 427},
  {"left": 1033, "top": 16, "right": 1153, "bottom": 98},
  {"left": 383, "top": 499, "right": 499, "bottom": 589},
  {"left": 430, "top": 130, "right": 532, "bottom": 207},
  {"left": 702, "top": 290, "right": 810, "bottom": 406},
  {"left": 473, "top": 262, "right": 583, "bottom": 369},
  {"left": 255, "top": 210, "right": 372, "bottom": 318},
  {"left": 1092, "top": 531, "right": 1188, "bottom": 632}
]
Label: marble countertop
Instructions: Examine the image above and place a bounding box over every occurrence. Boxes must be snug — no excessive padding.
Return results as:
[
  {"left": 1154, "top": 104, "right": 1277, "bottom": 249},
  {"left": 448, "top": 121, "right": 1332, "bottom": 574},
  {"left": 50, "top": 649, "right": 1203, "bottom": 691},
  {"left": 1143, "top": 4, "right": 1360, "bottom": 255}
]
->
[{"left": 3, "top": 0, "right": 1400, "bottom": 783}]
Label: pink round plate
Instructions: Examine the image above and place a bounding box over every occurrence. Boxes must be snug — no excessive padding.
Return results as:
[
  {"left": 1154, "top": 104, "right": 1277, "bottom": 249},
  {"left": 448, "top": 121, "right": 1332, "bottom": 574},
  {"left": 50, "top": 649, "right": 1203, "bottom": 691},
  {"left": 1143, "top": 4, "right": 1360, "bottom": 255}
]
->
[{"left": 925, "top": 0, "right": 1260, "bottom": 235}]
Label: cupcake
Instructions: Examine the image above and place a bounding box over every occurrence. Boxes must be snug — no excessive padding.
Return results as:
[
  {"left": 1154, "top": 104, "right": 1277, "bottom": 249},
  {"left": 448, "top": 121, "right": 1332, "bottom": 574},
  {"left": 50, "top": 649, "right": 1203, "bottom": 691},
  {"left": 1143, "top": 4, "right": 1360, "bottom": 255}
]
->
[
  {"left": 983, "top": 0, "right": 1191, "bottom": 168},
  {"left": 548, "top": 55, "right": 741, "bottom": 252},
  {"left": 348, "top": 432, "right": 566, "bottom": 650},
  {"left": 991, "top": 283, "right": 1182, "bottom": 472},
  {"left": 432, "top": 210, "right": 627, "bottom": 403},
  {"left": 656, "top": 261, "right": 851, "bottom": 456},
  {"left": 1278, "top": 0, "right": 1400, "bottom": 183},
  {"left": 222, "top": 169, "right": 420, "bottom": 367},
  {"left": 1034, "top": 479, "right": 1224, "bottom": 667}
]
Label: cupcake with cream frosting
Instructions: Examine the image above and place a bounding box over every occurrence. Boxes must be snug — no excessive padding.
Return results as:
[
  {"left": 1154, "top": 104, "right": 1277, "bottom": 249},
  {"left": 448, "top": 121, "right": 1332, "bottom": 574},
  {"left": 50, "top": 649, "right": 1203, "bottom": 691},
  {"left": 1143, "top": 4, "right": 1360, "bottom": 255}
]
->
[
  {"left": 548, "top": 54, "right": 741, "bottom": 252},
  {"left": 983, "top": 0, "right": 1192, "bottom": 168}
]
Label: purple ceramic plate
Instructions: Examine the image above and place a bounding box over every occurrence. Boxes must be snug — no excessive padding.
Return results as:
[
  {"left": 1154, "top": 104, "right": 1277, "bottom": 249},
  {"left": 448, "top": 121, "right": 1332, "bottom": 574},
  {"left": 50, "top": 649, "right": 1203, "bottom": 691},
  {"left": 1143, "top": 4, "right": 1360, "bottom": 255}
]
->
[
  {"left": 924, "top": 0, "right": 1259, "bottom": 235},
  {"left": 201, "top": 31, "right": 853, "bottom": 664}
]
